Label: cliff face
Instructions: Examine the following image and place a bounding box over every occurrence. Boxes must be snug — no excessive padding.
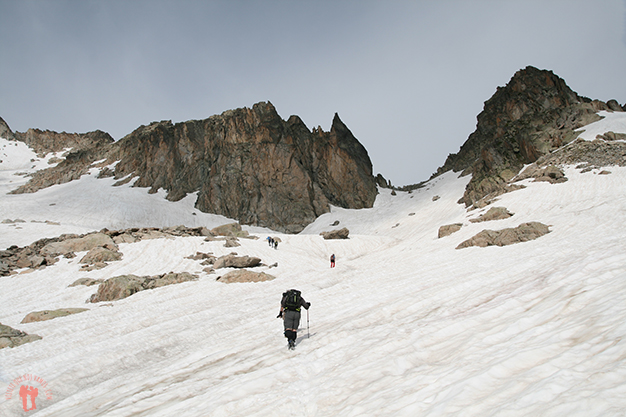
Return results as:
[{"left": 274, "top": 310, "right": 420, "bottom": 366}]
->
[
  {"left": 109, "top": 102, "right": 377, "bottom": 232},
  {"left": 437, "top": 66, "right": 624, "bottom": 207},
  {"left": 5, "top": 102, "right": 377, "bottom": 233}
]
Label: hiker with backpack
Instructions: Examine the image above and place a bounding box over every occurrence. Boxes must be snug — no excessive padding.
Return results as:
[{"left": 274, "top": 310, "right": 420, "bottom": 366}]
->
[
  {"left": 277, "top": 289, "right": 311, "bottom": 349},
  {"left": 330, "top": 253, "right": 336, "bottom": 268}
]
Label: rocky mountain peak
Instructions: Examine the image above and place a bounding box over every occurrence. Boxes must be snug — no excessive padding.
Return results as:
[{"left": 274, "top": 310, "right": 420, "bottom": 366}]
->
[
  {"left": 6, "top": 102, "right": 377, "bottom": 233},
  {"left": 436, "top": 66, "right": 624, "bottom": 208},
  {"left": 482, "top": 66, "right": 581, "bottom": 123}
]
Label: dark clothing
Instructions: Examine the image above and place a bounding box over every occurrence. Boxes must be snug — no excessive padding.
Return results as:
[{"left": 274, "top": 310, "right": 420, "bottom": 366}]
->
[
  {"left": 283, "top": 310, "right": 301, "bottom": 333},
  {"left": 280, "top": 292, "right": 310, "bottom": 343},
  {"left": 281, "top": 293, "right": 310, "bottom": 312}
]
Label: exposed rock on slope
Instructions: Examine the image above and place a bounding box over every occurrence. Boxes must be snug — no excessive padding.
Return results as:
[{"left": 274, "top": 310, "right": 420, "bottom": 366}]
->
[
  {"left": 456, "top": 222, "right": 551, "bottom": 249},
  {"left": 13, "top": 128, "right": 113, "bottom": 157},
  {"left": 469, "top": 207, "right": 513, "bottom": 223},
  {"left": 436, "top": 66, "right": 625, "bottom": 208},
  {"left": 0, "top": 323, "right": 42, "bottom": 349},
  {"left": 321, "top": 227, "right": 350, "bottom": 239},
  {"left": 217, "top": 269, "right": 275, "bottom": 283},
  {"left": 438, "top": 223, "right": 463, "bottom": 238},
  {"left": 21, "top": 308, "right": 88, "bottom": 323},
  {"left": 3, "top": 102, "right": 377, "bottom": 233},
  {"left": 0, "top": 225, "right": 215, "bottom": 276},
  {"left": 88, "top": 272, "right": 199, "bottom": 303},
  {"left": 108, "top": 102, "right": 376, "bottom": 233}
]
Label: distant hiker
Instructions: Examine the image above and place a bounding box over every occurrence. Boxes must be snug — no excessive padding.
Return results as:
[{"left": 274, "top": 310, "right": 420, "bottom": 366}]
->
[
  {"left": 274, "top": 240, "right": 278, "bottom": 250},
  {"left": 267, "top": 236, "right": 273, "bottom": 247},
  {"left": 330, "top": 253, "right": 336, "bottom": 268},
  {"left": 277, "top": 289, "right": 310, "bottom": 349}
]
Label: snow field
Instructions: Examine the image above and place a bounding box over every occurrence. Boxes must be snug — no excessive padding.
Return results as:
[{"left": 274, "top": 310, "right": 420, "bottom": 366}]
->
[{"left": 1, "top": 113, "right": 626, "bottom": 416}]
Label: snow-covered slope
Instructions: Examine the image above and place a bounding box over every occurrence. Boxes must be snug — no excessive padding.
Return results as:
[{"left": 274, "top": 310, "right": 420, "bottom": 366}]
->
[{"left": 1, "top": 113, "right": 626, "bottom": 416}]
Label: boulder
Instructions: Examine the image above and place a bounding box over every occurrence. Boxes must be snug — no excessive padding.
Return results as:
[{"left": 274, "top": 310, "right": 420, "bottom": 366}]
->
[
  {"left": 79, "top": 247, "right": 122, "bottom": 264},
  {"left": 217, "top": 269, "right": 276, "bottom": 283},
  {"left": 21, "top": 308, "right": 89, "bottom": 323},
  {"left": 533, "top": 165, "right": 567, "bottom": 184},
  {"left": 438, "top": 223, "right": 463, "bottom": 238},
  {"left": 456, "top": 222, "right": 550, "bottom": 249},
  {"left": 136, "top": 229, "right": 169, "bottom": 240},
  {"left": 224, "top": 237, "right": 241, "bottom": 247},
  {"left": 469, "top": 207, "right": 514, "bottom": 223},
  {"left": 214, "top": 255, "right": 262, "bottom": 269},
  {"left": 88, "top": 275, "right": 146, "bottom": 303},
  {"left": 41, "top": 233, "right": 117, "bottom": 256},
  {"left": 112, "top": 233, "right": 140, "bottom": 244},
  {"left": 142, "top": 272, "right": 198, "bottom": 289},
  {"left": 185, "top": 252, "right": 214, "bottom": 261},
  {"left": 0, "top": 323, "right": 42, "bottom": 349},
  {"left": 211, "top": 223, "right": 249, "bottom": 238},
  {"left": 88, "top": 272, "right": 199, "bottom": 302},
  {"left": 80, "top": 262, "right": 108, "bottom": 271},
  {"left": 68, "top": 278, "right": 104, "bottom": 287},
  {"left": 320, "top": 227, "right": 350, "bottom": 240}
]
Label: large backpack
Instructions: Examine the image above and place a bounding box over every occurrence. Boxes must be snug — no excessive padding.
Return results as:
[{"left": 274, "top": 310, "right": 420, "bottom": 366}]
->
[{"left": 283, "top": 289, "right": 302, "bottom": 311}]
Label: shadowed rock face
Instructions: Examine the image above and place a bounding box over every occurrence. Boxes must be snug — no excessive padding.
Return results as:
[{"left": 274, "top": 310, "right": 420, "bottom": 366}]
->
[
  {"left": 3, "top": 102, "right": 377, "bottom": 233},
  {"left": 436, "top": 66, "right": 623, "bottom": 208},
  {"left": 109, "top": 102, "right": 377, "bottom": 233}
]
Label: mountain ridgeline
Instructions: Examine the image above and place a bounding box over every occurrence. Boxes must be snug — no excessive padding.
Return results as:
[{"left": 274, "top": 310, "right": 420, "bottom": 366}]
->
[
  {"left": 2, "top": 66, "right": 624, "bottom": 231},
  {"left": 2, "top": 102, "right": 378, "bottom": 233}
]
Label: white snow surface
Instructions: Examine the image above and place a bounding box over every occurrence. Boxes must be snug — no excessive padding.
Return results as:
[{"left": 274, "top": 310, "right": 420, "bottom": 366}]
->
[
  {"left": 575, "top": 111, "right": 626, "bottom": 141},
  {"left": 1, "top": 115, "right": 626, "bottom": 416}
]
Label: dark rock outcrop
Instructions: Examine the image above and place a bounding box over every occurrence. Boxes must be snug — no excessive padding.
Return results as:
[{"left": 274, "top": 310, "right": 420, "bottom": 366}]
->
[
  {"left": 4, "top": 102, "right": 377, "bottom": 233},
  {"left": 108, "top": 102, "right": 376, "bottom": 232},
  {"left": 436, "top": 66, "right": 623, "bottom": 208}
]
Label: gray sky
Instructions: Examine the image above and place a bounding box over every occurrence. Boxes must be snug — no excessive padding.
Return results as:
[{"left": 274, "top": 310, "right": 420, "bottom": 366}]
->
[{"left": 1, "top": 1, "right": 625, "bottom": 186}]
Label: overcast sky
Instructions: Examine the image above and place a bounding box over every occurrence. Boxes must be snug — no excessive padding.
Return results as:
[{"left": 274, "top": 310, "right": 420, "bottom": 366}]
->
[{"left": 1, "top": 1, "right": 625, "bottom": 186}]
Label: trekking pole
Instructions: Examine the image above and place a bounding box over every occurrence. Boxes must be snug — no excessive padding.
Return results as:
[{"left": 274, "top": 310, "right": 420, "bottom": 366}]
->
[{"left": 307, "top": 309, "right": 310, "bottom": 338}]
